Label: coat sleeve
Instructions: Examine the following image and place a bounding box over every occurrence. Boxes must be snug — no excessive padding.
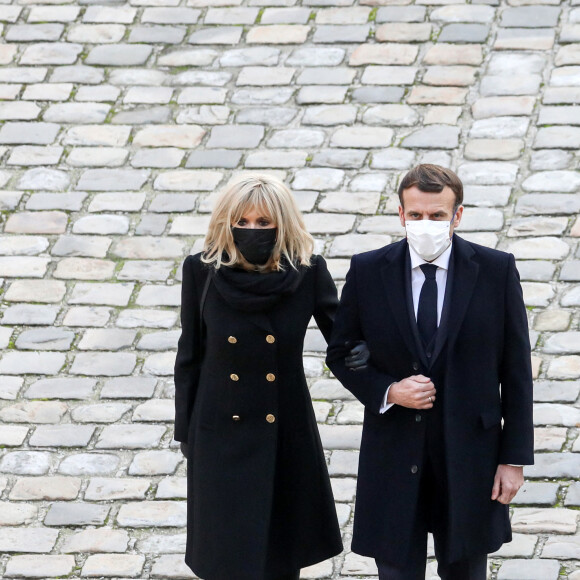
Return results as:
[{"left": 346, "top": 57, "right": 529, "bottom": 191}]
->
[
  {"left": 326, "top": 255, "right": 397, "bottom": 414},
  {"left": 312, "top": 255, "right": 339, "bottom": 343},
  {"left": 498, "top": 254, "right": 534, "bottom": 465},
  {"left": 174, "top": 255, "right": 203, "bottom": 443}
]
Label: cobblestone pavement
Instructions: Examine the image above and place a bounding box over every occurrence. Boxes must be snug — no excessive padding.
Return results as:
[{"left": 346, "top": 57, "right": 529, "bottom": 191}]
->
[{"left": 0, "top": 0, "right": 578, "bottom": 578}]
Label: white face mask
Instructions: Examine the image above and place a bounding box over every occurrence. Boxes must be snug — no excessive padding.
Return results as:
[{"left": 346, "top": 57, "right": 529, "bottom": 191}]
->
[{"left": 405, "top": 219, "right": 452, "bottom": 262}]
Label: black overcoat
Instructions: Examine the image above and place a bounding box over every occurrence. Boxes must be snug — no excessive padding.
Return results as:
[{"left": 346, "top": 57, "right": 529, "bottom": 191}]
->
[
  {"left": 327, "top": 236, "right": 534, "bottom": 566},
  {"left": 174, "top": 253, "right": 343, "bottom": 580}
]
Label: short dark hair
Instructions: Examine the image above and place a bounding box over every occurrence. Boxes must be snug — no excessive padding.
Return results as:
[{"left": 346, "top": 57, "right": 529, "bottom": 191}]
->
[{"left": 398, "top": 164, "right": 463, "bottom": 210}]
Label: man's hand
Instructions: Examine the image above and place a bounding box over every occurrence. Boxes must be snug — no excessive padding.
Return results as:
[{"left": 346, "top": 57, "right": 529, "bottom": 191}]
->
[
  {"left": 491, "top": 464, "right": 523, "bottom": 504},
  {"left": 387, "top": 375, "right": 436, "bottom": 410}
]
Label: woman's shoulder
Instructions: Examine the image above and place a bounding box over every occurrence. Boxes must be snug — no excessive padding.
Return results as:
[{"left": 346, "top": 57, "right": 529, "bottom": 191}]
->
[{"left": 184, "top": 252, "right": 213, "bottom": 278}]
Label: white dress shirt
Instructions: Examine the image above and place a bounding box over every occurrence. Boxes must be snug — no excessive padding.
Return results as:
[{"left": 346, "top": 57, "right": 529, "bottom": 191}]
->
[{"left": 379, "top": 242, "right": 453, "bottom": 413}]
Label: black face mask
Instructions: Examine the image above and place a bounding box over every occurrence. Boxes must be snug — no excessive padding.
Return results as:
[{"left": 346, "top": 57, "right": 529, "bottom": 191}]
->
[{"left": 232, "top": 227, "right": 277, "bottom": 265}]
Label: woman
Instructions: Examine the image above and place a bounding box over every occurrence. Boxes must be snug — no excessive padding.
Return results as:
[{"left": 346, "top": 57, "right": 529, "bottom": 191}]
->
[{"left": 174, "top": 174, "right": 365, "bottom": 580}]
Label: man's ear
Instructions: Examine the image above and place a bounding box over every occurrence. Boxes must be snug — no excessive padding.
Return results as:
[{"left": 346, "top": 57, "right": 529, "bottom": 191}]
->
[
  {"left": 398, "top": 205, "right": 406, "bottom": 229},
  {"left": 452, "top": 205, "right": 464, "bottom": 229}
]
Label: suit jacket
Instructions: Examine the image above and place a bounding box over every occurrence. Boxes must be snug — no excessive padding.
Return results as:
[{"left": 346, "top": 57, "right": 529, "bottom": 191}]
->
[
  {"left": 327, "top": 235, "right": 534, "bottom": 565},
  {"left": 175, "top": 254, "right": 342, "bottom": 579}
]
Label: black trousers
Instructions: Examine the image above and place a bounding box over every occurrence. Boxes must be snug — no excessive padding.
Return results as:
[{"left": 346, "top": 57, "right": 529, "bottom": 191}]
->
[{"left": 376, "top": 454, "right": 487, "bottom": 580}]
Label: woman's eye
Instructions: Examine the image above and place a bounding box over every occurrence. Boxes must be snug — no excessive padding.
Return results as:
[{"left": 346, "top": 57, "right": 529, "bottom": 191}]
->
[
  {"left": 259, "top": 220, "right": 270, "bottom": 227},
  {"left": 237, "top": 219, "right": 247, "bottom": 226}
]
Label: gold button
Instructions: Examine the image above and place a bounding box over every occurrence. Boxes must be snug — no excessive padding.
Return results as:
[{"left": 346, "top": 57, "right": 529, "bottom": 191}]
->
[
  {"left": 266, "top": 414, "right": 275, "bottom": 423},
  {"left": 266, "top": 335, "right": 275, "bottom": 344},
  {"left": 266, "top": 373, "right": 276, "bottom": 382},
  {"left": 232, "top": 415, "right": 241, "bottom": 422},
  {"left": 230, "top": 374, "right": 239, "bottom": 381},
  {"left": 228, "top": 336, "right": 237, "bottom": 344}
]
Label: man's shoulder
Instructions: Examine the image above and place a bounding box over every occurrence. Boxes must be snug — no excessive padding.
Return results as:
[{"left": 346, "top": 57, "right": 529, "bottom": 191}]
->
[
  {"left": 353, "top": 239, "right": 405, "bottom": 267},
  {"left": 456, "top": 236, "right": 512, "bottom": 267}
]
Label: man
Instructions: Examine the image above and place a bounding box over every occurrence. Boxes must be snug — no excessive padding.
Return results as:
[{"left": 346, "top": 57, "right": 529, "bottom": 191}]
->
[{"left": 327, "top": 164, "right": 534, "bottom": 580}]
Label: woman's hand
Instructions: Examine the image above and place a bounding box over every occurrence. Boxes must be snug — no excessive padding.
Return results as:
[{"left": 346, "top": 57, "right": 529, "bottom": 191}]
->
[{"left": 345, "top": 340, "right": 370, "bottom": 371}]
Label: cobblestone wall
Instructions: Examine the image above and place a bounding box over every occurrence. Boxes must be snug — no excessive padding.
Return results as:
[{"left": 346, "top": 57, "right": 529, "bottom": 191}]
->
[{"left": 0, "top": 0, "right": 578, "bottom": 578}]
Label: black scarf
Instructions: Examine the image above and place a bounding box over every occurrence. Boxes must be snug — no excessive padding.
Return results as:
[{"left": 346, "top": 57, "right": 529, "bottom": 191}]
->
[{"left": 211, "top": 259, "right": 306, "bottom": 312}]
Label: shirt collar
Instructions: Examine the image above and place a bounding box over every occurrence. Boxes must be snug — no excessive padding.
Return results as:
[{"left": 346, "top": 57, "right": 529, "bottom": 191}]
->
[{"left": 409, "top": 239, "right": 453, "bottom": 271}]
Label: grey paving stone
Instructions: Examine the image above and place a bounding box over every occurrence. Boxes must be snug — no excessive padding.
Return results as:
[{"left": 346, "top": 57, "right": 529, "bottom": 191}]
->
[
  {"left": 188, "top": 26, "right": 243, "bottom": 45},
  {"left": 245, "top": 150, "right": 307, "bottom": 168},
  {"left": 77, "top": 168, "right": 149, "bottom": 191},
  {"left": 497, "top": 559, "right": 560, "bottom": 580},
  {"left": 118, "top": 260, "right": 174, "bottom": 282},
  {"left": 525, "top": 453, "right": 580, "bottom": 478},
  {"left": 303, "top": 105, "right": 356, "bottom": 126},
  {"left": 116, "top": 309, "right": 178, "bottom": 329},
  {"left": 6, "top": 24, "right": 65, "bottom": 42},
  {"left": 186, "top": 150, "right": 243, "bottom": 168},
  {"left": 70, "top": 353, "right": 136, "bottom": 376},
  {"left": 88, "top": 193, "right": 146, "bottom": 212},
  {"left": 52, "top": 235, "right": 112, "bottom": 258},
  {"left": 30, "top": 425, "right": 95, "bottom": 448},
  {"left": 62, "top": 529, "right": 130, "bottom": 554},
  {"left": 58, "top": 453, "right": 121, "bottom": 476},
  {"left": 0, "top": 528, "right": 59, "bottom": 554},
  {"left": 0, "top": 426, "right": 29, "bottom": 447},
  {"left": 513, "top": 482, "right": 559, "bottom": 506},
  {"left": 25, "top": 378, "right": 96, "bottom": 400},
  {"left": 136, "top": 286, "right": 181, "bottom": 307},
  {"left": 86, "top": 44, "right": 152, "bottom": 66},
  {"left": 111, "top": 106, "right": 172, "bottom": 125},
  {"left": 79, "top": 329, "right": 137, "bottom": 351},
  {"left": 495, "top": 28, "right": 555, "bottom": 51},
  {"left": 50, "top": 65, "right": 104, "bottom": 85},
  {"left": 439, "top": 24, "right": 489, "bottom": 42},
  {"left": 129, "top": 450, "right": 180, "bottom": 475},
  {"left": 132, "top": 148, "right": 184, "bottom": 169},
  {"left": 2, "top": 304, "right": 59, "bottom": 326},
  {"left": 16, "top": 328, "right": 75, "bottom": 351},
  {"left": 313, "top": 25, "right": 369, "bottom": 43},
  {"left": 501, "top": 6, "right": 561, "bottom": 28},
  {"left": 0, "top": 451, "right": 52, "bottom": 475},
  {"left": 402, "top": 125, "right": 460, "bottom": 149},
  {"left": 45, "top": 502, "right": 110, "bottom": 526},
  {"left": 129, "top": 25, "right": 187, "bottom": 44},
  {"left": 9, "top": 476, "right": 81, "bottom": 501},
  {"left": 136, "top": 533, "right": 187, "bottom": 554},
  {"left": 0, "top": 122, "right": 59, "bottom": 145},
  {"left": 565, "top": 482, "right": 580, "bottom": 506},
  {"left": 541, "top": 535, "right": 580, "bottom": 559},
  {"left": 84, "top": 478, "right": 150, "bottom": 501},
  {"left": 0, "top": 352, "right": 66, "bottom": 375},
  {"left": 54, "top": 257, "right": 115, "bottom": 280},
  {"left": 236, "top": 107, "right": 296, "bottom": 126},
  {"left": 117, "top": 501, "right": 186, "bottom": 527},
  {"left": 62, "top": 307, "right": 111, "bottom": 328},
  {"left": 311, "top": 149, "right": 367, "bottom": 168},
  {"left": 26, "top": 192, "right": 86, "bottom": 211}
]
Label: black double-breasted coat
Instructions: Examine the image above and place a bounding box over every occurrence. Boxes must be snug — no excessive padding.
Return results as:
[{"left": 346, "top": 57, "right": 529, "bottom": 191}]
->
[
  {"left": 174, "top": 253, "right": 342, "bottom": 580},
  {"left": 327, "top": 236, "right": 534, "bottom": 566}
]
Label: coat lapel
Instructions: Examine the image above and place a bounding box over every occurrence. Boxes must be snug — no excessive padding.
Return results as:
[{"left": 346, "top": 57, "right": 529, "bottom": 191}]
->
[
  {"left": 381, "top": 240, "right": 425, "bottom": 365},
  {"left": 431, "top": 235, "right": 479, "bottom": 364}
]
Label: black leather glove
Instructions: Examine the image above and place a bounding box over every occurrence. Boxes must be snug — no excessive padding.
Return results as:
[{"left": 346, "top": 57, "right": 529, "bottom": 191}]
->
[
  {"left": 344, "top": 340, "right": 370, "bottom": 371},
  {"left": 180, "top": 442, "right": 189, "bottom": 458}
]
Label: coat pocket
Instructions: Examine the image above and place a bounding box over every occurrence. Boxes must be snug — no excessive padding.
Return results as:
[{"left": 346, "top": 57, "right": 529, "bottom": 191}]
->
[{"left": 480, "top": 408, "right": 502, "bottom": 430}]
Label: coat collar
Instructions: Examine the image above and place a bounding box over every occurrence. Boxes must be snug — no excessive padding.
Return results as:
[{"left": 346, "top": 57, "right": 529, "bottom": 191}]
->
[
  {"left": 380, "top": 236, "right": 479, "bottom": 368},
  {"left": 380, "top": 239, "right": 423, "bottom": 364}
]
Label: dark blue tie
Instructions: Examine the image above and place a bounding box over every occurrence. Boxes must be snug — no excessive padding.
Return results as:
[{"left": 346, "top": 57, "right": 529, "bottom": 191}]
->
[{"left": 417, "top": 264, "right": 438, "bottom": 349}]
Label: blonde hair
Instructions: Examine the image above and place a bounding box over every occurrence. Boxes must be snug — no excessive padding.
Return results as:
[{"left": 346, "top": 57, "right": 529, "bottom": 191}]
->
[{"left": 202, "top": 173, "right": 314, "bottom": 270}]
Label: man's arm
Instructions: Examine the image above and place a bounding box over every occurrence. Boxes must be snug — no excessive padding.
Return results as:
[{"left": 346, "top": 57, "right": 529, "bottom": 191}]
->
[
  {"left": 326, "top": 256, "right": 397, "bottom": 413},
  {"left": 498, "top": 254, "right": 534, "bottom": 466}
]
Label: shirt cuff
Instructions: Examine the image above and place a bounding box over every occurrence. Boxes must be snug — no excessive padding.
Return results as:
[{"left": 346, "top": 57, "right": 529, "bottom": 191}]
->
[
  {"left": 379, "top": 383, "right": 395, "bottom": 414},
  {"left": 507, "top": 464, "right": 523, "bottom": 467}
]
